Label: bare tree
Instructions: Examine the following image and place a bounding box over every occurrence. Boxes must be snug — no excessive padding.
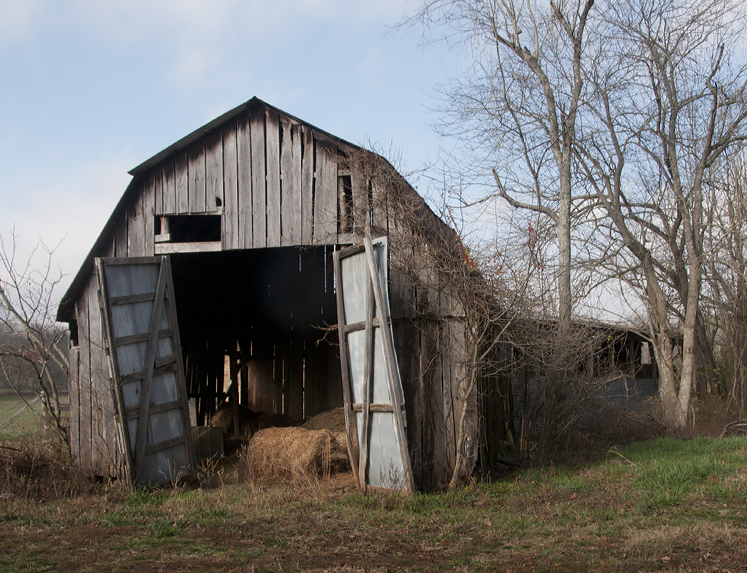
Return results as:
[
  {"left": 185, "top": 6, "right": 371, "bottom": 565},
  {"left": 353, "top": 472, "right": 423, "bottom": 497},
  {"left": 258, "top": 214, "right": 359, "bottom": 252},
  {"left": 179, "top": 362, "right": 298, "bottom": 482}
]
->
[
  {"left": 406, "top": 0, "right": 597, "bottom": 329},
  {"left": 407, "top": 0, "right": 747, "bottom": 431},
  {"left": 0, "top": 229, "right": 69, "bottom": 443},
  {"left": 702, "top": 154, "right": 747, "bottom": 415},
  {"left": 577, "top": 0, "right": 747, "bottom": 429}
]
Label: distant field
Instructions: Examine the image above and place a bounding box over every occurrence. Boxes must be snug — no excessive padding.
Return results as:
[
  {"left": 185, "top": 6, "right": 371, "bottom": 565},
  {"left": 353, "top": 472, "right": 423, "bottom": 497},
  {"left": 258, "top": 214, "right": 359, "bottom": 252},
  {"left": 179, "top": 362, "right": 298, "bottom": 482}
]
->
[{"left": 0, "top": 394, "right": 68, "bottom": 435}]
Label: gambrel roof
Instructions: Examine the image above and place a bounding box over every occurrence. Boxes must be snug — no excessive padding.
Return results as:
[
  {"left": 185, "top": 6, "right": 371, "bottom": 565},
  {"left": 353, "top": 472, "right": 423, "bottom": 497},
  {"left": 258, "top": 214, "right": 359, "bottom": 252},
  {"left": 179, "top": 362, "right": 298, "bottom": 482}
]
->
[{"left": 57, "top": 97, "right": 452, "bottom": 323}]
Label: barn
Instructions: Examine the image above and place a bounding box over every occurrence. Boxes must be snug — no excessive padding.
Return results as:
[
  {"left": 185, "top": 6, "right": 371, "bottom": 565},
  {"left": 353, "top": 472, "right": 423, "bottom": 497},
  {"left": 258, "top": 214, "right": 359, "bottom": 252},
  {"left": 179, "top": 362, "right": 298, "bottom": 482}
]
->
[{"left": 56, "top": 97, "right": 512, "bottom": 489}]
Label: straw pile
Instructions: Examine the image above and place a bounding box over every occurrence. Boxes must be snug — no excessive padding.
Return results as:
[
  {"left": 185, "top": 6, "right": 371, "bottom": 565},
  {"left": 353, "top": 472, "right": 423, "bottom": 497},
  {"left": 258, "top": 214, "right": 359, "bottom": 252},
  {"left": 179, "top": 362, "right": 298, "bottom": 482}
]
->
[{"left": 243, "top": 427, "right": 350, "bottom": 480}]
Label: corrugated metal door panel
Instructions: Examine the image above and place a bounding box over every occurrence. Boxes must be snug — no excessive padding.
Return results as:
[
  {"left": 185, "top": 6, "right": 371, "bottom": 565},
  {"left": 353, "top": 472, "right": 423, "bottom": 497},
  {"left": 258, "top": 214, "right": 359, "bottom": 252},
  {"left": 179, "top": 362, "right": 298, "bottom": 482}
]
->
[
  {"left": 334, "top": 237, "right": 414, "bottom": 493},
  {"left": 96, "top": 256, "right": 195, "bottom": 486}
]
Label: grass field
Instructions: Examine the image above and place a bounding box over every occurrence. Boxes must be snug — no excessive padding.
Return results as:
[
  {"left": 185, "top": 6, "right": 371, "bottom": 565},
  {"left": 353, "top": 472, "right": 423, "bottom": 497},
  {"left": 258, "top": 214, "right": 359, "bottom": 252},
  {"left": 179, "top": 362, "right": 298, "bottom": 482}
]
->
[
  {"left": 0, "top": 394, "right": 68, "bottom": 436},
  {"left": 1, "top": 435, "right": 747, "bottom": 572}
]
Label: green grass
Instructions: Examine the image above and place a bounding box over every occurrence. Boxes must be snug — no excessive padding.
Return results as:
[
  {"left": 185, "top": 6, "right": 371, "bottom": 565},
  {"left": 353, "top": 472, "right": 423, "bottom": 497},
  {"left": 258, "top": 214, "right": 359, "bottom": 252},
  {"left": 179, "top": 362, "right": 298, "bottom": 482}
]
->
[
  {"left": 2, "top": 435, "right": 747, "bottom": 571},
  {"left": 0, "top": 394, "right": 68, "bottom": 436}
]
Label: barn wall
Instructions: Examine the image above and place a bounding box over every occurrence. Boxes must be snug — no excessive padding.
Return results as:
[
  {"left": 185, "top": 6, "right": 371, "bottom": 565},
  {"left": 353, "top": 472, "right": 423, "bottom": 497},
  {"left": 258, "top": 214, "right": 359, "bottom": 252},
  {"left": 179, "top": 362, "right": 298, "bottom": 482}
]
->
[
  {"left": 69, "top": 268, "right": 127, "bottom": 478},
  {"left": 150, "top": 105, "right": 348, "bottom": 250}
]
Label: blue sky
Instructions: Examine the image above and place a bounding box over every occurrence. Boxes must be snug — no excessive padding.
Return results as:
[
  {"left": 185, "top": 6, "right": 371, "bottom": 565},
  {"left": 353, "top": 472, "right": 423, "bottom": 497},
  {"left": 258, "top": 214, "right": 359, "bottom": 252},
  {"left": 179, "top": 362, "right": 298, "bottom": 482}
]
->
[{"left": 0, "top": 0, "right": 467, "bottom": 292}]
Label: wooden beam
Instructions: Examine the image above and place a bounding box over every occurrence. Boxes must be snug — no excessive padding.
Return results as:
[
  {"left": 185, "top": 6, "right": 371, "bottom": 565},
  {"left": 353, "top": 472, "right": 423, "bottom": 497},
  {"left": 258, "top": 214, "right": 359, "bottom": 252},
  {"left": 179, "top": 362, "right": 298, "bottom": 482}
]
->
[
  {"left": 332, "top": 249, "right": 361, "bottom": 488},
  {"left": 155, "top": 241, "right": 221, "bottom": 254},
  {"left": 363, "top": 237, "right": 415, "bottom": 493},
  {"left": 133, "top": 260, "right": 169, "bottom": 483}
]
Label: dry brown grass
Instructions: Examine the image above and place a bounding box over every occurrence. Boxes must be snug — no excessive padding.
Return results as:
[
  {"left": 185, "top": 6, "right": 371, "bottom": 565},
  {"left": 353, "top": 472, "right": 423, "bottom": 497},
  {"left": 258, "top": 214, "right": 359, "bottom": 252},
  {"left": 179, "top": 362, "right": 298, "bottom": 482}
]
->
[{"left": 0, "top": 435, "right": 96, "bottom": 500}]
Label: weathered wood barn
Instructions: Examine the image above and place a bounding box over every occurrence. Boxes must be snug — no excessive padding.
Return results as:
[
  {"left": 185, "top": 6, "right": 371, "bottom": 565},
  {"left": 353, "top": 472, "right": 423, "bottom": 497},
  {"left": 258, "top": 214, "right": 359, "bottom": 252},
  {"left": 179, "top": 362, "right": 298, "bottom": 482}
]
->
[{"left": 56, "top": 97, "right": 512, "bottom": 488}]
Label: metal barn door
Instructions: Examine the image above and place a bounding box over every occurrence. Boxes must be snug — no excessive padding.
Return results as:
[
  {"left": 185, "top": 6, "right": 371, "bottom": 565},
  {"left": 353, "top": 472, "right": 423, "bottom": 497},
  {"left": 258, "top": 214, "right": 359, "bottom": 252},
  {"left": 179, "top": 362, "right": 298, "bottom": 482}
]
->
[
  {"left": 96, "top": 256, "right": 195, "bottom": 485},
  {"left": 334, "top": 237, "right": 414, "bottom": 493}
]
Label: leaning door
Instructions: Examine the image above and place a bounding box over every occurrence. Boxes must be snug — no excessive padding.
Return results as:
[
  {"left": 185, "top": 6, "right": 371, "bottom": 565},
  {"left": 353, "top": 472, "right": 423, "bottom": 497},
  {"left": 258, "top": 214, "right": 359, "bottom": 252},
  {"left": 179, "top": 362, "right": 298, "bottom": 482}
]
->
[
  {"left": 96, "top": 256, "right": 194, "bottom": 485},
  {"left": 334, "top": 237, "right": 414, "bottom": 493}
]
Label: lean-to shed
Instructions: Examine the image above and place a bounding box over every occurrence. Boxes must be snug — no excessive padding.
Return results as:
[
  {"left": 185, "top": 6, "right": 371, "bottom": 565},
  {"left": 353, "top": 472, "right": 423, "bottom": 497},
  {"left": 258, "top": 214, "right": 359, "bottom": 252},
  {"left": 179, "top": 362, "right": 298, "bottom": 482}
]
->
[{"left": 56, "top": 97, "right": 512, "bottom": 488}]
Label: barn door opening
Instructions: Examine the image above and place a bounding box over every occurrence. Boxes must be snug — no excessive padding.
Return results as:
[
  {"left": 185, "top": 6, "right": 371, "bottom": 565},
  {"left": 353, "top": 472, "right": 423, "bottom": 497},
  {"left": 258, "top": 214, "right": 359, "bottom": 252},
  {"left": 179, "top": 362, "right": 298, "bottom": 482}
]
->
[
  {"left": 334, "top": 237, "right": 414, "bottom": 493},
  {"left": 96, "top": 256, "right": 195, "bottom": 485}
]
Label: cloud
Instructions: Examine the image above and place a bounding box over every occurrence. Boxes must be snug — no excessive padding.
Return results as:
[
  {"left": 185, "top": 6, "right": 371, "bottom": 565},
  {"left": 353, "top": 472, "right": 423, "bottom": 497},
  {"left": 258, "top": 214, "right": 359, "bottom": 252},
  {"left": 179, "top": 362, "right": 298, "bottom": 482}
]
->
[
  {"left": 0, "top": 0, "right": 47, "bottom": 45},
  {"left": 0, "top": 157, "right": 133, "bottom": 294}
]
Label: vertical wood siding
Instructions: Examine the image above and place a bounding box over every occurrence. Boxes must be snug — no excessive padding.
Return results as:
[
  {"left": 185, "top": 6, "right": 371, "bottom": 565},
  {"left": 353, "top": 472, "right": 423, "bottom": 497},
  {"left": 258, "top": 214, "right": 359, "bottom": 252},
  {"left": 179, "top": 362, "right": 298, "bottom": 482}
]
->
[{"left": 117, "top": 104, "right": 349, "bottom": 251}]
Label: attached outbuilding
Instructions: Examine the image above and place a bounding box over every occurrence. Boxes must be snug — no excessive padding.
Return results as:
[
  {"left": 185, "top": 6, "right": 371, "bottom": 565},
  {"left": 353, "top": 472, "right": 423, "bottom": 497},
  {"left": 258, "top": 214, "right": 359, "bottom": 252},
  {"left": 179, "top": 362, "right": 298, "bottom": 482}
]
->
[{"left": 56, "top": 97, "right": 513, "bottom": 489}]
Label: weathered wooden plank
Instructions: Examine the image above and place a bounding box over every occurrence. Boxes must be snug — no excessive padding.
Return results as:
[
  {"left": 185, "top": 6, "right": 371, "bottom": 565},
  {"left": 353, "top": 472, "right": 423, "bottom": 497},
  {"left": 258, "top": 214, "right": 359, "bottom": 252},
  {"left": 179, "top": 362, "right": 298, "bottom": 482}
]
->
[
  {"left": 332, "top": 249, "right": 359, "bottom": 486},
  {"left": 392, "top": 313, "right": 423, "bottom": 486},
  {"left": 301, "top": 127, "right": 315, "bottom": 244},
  {"left": 281, "top": 122, "right": 302, "bottom": 246},
  {"left": 188, "top": 141, "right": 206, "bottom": 213},
  {"left": 250, "top": 110, "right": 267, "bottom": 248},
  {"left": 352, "top": 403, "right": 405, "bottom": 412},
  {"left": 162, "top": 257, "right": 194, "bottom": 472},
  {"left": 265, "top": 109, "right": 281, "bottom": 247},
  {"left": 117, "top": 362, "right": 176, "bottom": 386},
  {"left": 362, "top": 237, "right": 415, "bottom": 492},
  {"left": 143, "top": 435, "right": 186, "bottom": 456},
  {"left": 442, "top": 320, "right": 456, "bottom": 477},
  {"left": 95, "top": 261, "right": 132, "bottom": 482},
  {"left": 358, "top": 268, "right": 374, "bottom": 490},
  {"left": 313, "top": 135, "right": 338, "bottom": 243},
  {"left": 143, "top": 173, "right": 155, "bottom": 257},
  {"left": 75, "top": 290, "right": 93, "bottom": 474},
  {"left": 371, "top": 181, "right": 388, "bottom": 235},
  {"left": 68, "top": 345, "right": 80, "bottom": 466},
  {"left": 125, "top": 400, "right": 181, "bottom": 419},
  {"left": 351, "top": 173, "right": 370, "bottom": 236},
  {"left": 110, "top": 292, "right": 156, "bottom": 307},
  {"left": 204, "top": 130, "right": 223, "bottom": 213},
  {"left": 127, "top": 182, "right": 146, "bottom": 256},
  {"left": 175, "top": 151, "right": 189, "bottom": 214},
  {"left": 114, "top": 211, "right": 128, "bottom": 258},
  {"left": 237, "top": 113, "right": 253, "bottom": 249},
  {"left": 162, "top": 158, "right": 177, "bottom": 215},
  {"left": 87, "top": 275, "right": 118, "bottom": 476},
  {"left": 114, "top": 328, "right": 170, "bottom": 346},
  {"left": 222, "top": 121, "right": 240, "bottom": 250},
  {"left": 285, "top": 337, "right": 304, "bottom": 423},
  {"left": 154, "top": 165, "right": 164, "bottom": 217},
  {"left": 155, "top": 241, "right": 221, "bottom": 254}
]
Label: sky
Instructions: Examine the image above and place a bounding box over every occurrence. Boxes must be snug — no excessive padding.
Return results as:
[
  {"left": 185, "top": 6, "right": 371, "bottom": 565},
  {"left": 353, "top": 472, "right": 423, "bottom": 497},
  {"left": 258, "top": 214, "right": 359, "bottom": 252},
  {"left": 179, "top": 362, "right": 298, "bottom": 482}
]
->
[{"left": 0, "top": 0, "right": 467, "bottom": 297}]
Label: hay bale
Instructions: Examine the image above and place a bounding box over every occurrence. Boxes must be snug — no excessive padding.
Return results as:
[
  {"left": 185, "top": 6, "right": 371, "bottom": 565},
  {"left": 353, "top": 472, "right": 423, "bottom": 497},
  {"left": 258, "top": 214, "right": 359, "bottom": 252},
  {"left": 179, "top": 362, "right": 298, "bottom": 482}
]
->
[
  {"left": 244, "top": 427, "right": 350, "bottom": 481},
  {"left": 302, "top": 407, "right": 347, "bottom": 432},
  {"left": 302, "top": 407, "right": 356, "bottom": 456}
]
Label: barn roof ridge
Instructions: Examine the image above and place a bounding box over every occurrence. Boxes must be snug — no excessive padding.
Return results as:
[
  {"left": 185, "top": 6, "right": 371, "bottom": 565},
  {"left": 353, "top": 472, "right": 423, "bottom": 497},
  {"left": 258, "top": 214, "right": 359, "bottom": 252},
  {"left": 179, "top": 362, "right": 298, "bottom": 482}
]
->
[{"left": 128, "top": 97, "right": 364, "bottom": 177}]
